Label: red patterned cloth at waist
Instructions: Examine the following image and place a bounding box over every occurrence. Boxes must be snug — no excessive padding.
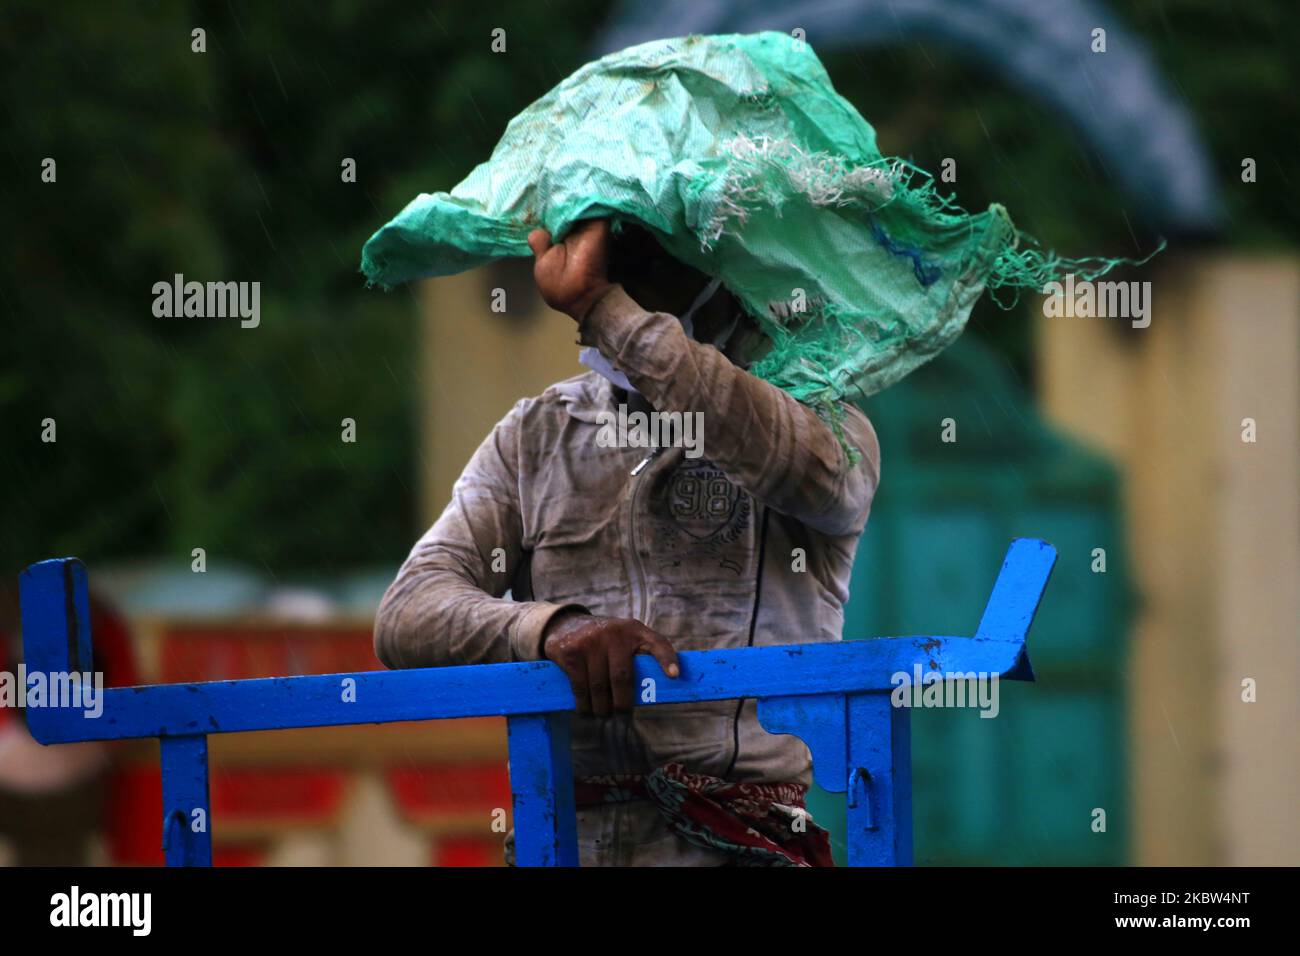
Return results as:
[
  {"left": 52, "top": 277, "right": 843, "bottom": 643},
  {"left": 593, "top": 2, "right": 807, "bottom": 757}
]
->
[{"left": 574, "top": 763, "right": 834, "bottom": 867}]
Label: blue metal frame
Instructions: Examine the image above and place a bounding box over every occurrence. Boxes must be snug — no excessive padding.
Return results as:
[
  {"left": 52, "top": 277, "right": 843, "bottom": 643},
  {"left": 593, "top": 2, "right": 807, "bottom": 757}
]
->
[{"left": 17, "top": 538, "right": 1055, "bottom": 867}]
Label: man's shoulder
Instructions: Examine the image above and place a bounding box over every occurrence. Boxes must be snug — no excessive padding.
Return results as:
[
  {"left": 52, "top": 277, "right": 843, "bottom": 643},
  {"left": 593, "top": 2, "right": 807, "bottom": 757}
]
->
[
  {"left": 485, "top": 372, "right": 608, "bottom": 472},
  {"left": 504, "top": 371, "right": 609, "bottom": 427}
]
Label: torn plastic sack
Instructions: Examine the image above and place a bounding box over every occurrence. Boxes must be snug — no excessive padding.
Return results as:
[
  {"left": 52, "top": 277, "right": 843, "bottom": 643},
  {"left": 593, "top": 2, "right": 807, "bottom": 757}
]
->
[{"left": 361, "top": 31, "right": 1152, "bottom": 410}]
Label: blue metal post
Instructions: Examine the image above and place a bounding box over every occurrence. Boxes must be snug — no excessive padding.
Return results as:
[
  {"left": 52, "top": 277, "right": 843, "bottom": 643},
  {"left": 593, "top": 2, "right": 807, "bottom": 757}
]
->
[
  {"left": 19, "top": 558, "right": 92, "bottom": 679},
  {"left": 506, "top": 714, "right": 579, "bottom": 866},
  {"left": 845, "top": 693, "right": 912, "bottom": 866},
  {"left": 160, "top": 734, "right": 213, "bottom": 867},
  {"left": 16, "top": 539, "right": 1056, "bottom": 868}
]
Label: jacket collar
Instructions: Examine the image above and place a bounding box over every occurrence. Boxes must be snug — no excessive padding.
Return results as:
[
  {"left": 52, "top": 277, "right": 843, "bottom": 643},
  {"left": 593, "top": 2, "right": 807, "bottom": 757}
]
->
[{"left": 549, "top": 371, "right": 618, "bottom": 424}]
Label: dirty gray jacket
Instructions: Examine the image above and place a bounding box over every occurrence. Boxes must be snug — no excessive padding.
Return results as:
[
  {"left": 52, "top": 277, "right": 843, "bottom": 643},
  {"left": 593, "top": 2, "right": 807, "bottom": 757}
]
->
[{"left": 374, "top": 284, "right": 880, "bottom": 864}]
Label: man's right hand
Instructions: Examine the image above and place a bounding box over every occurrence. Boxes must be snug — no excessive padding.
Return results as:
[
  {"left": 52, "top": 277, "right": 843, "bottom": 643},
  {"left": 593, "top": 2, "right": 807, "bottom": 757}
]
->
[
  {"left": 526, "top": 219, "right": 613, "bottom": 321},
  {"left": 541, "top": 611, "right": 679, "bottom": 717}
]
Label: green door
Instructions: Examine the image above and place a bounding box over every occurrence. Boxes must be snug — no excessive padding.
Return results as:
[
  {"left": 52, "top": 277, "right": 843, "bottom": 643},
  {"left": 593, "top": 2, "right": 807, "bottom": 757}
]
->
[{"left": 806, "top": 338, "right": 1130, "bottom": 865}]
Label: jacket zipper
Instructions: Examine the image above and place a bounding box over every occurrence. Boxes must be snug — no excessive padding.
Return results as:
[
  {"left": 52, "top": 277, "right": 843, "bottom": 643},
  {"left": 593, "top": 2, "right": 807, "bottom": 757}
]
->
[
  {"left": 625, "top": 447, "right": 663, "bottom": 620},
  {"left": 723, "top": 505, "right": 770, "bottom": 779},
  {"left": 629, "top": 446, "right": 663, "bottom": 477}
]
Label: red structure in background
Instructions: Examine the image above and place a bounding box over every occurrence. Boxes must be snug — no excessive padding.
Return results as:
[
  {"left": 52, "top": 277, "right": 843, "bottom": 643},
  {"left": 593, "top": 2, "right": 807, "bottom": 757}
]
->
[
  {"left": 159, "top": 623, "right": 384, "bottom": 684},
  {"left": 1, "top": 597, "right": 143, "bottom": 865},
  {"left": 107, "top": 766, "right": 352, "bottom": 866},
  {"left": 106, "top": 622, "right": 510, "bottom": 866},
  {"left": 0, "top": 596, "right": 141, "bottom": 727},
  {"left": 4, "top": 602, "right": 510, "bottom": 866}
]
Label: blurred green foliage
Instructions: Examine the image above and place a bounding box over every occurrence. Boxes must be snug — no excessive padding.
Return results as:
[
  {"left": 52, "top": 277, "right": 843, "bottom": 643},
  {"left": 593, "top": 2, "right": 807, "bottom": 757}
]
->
[
  {"left": 1, "top": 0, "right": 603, "bottom": 573},
  {"left": 1, "top": 0, "right": 1295, "bottom": 574}
]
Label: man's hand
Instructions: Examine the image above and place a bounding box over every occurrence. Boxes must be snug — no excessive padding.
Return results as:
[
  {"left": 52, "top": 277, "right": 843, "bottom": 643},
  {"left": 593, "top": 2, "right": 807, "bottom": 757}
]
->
[
  {"left": 527, "top": 219, "right": 613, "bottom": 321},
  {"left": 542, "top": 611, "right": 679, "bottom": 716}
]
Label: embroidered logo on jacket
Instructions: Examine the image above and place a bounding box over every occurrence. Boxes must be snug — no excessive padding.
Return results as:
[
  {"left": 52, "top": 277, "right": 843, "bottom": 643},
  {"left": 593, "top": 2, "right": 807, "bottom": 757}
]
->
[{"left": 649, "top": 459, "right": 752, "bottom": 574}]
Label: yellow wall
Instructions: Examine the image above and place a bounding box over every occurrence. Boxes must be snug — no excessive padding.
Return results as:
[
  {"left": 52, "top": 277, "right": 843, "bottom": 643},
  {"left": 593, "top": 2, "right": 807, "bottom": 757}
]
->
[
  {"left": 1040, "top": 254, "right": 1300, "bottom": 865},
  {"left": 417, "top": 262, "right": 582, "bottom": 522}
]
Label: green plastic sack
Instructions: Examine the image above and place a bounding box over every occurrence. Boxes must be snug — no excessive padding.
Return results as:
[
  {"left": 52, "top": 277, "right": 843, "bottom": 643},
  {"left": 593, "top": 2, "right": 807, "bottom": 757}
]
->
[{"left": 362, "top": 31, "right": 1132, "bottom": 407}]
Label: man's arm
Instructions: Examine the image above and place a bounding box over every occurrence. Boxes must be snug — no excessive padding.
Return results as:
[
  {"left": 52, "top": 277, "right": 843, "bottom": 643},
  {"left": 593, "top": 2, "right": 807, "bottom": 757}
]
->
[
  {"left": 373, "top": 398, "right": 681, "bottom": 716},
  {"left": 527, "top": 220, "right": 879, "bottom": 537},
  {"left": 373, "top": 401, "right": 576, "bottom": 669},
  {"left": 581, "top": 286, "right": 879, "bottom": 536}
]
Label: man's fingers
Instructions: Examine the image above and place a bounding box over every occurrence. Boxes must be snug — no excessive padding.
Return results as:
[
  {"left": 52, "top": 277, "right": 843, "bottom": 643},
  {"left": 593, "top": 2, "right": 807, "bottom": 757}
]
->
[
  {"left": 570, "top": 220, "right": 609, "bottom": 268},
  {"left": 548, "top": 617, "right": 676, "bottom": 719},
  {"left": 636, "top": 628, "right": 680, "bottom": 679},
  {"left": 609, "top": 645, "right": 636, "bottom": 713},
  {"left": 571, "top": 218, "right": 610, "bottom": 246},
  {"left": 585, "top": 646, "right": 613, "bottom": 718},
  {"left": 561, "top": 654, "right": 592, "bottom": 717},
  {"left": 526, "top": 228, "right": 552, "bottom": 259}
]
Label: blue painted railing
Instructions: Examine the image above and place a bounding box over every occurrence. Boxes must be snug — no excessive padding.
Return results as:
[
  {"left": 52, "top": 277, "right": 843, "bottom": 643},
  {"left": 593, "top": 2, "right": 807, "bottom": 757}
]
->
[{"left": 17, "top": 538, "right": 1055, "bottom": 866}]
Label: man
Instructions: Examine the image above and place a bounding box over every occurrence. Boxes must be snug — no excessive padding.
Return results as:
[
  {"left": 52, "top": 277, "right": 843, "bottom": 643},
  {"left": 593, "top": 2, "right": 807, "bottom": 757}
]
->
[{"left": 373, "top": 218, "right": 880, "bottom": 866}]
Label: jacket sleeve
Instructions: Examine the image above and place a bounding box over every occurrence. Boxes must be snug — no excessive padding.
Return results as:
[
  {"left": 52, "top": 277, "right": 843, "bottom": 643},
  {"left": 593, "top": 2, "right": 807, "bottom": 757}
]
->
[
  {"left": 373, "top": 400, "right": 582, "bottom": 670},
  {"left": 580, "top": 284, "right": 881, "bottom": 536}
]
